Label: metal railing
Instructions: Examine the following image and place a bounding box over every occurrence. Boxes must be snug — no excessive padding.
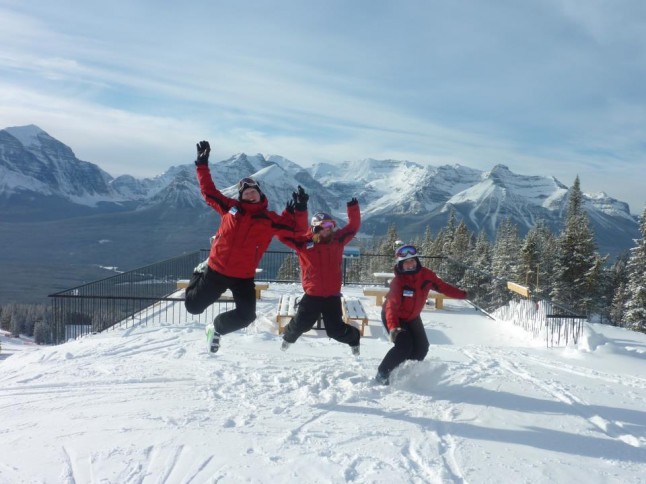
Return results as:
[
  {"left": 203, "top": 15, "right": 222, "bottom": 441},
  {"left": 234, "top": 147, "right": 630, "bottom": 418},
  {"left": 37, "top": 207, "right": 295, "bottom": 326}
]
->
[
  {"left": 46, "top": 251, "right": 453, "bottom": 344},
  {"left": 48, "top": 250, "right": 208, "bottom": 343},
  {"left": 47, "top": 249, "right": 586, "bottom": 346},
  {"left": 492, "top": 298, "right": 586, "bottom": 347}
]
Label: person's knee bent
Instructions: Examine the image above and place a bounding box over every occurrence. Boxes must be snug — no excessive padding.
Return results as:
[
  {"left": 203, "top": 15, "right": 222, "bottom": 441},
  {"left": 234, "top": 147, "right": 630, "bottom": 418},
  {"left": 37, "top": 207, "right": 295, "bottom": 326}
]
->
[
  {"left": 236, "top": 305, "right": 256, "bottom": 325},
  {"left": 411, "top": 341, "right": 429, "bottom": 361},
  {"left": 184, "top": 295, "right": 206, "bottom": 315}
]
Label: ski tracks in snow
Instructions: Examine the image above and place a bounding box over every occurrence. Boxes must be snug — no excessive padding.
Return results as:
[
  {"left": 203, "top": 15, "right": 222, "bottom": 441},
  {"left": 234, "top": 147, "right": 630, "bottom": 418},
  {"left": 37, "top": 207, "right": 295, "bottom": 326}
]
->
[
  {"left": 4, "top": 314, "right": 646, "bottom": 482},
  {"left": 460, "top": 346, "right": 646, "bottom": 451}
]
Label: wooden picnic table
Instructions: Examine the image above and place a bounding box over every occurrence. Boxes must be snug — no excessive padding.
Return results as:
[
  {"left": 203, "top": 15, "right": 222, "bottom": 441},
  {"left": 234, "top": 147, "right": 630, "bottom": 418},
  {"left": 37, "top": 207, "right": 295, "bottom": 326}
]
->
[{"left": 373, "top": 272, "right": 393, "bottom": 287}]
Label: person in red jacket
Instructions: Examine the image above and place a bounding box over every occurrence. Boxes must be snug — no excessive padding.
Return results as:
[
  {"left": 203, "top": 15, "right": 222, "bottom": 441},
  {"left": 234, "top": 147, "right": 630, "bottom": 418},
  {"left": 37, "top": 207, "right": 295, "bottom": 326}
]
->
[
  {"left": 278, "top": 199, "right": 362, "bottom": 355},
  {"left": 185, "top": 140, "right": 300, "bottom": 353},
  {"left": 375, "top": 244, "right": 467, "bottom": 385}
]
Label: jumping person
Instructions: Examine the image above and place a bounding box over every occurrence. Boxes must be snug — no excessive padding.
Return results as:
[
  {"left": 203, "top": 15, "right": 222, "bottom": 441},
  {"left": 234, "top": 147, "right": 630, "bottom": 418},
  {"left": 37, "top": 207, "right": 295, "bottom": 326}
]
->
[
  {"left": 184, "top": 140, "right": 300, "bottom": 353},
  {"left": 278, "top": 194, "right": 362, "bottom": 356},
  {"left": 375, "top": 244, "right": 468, "bottom": 384}
]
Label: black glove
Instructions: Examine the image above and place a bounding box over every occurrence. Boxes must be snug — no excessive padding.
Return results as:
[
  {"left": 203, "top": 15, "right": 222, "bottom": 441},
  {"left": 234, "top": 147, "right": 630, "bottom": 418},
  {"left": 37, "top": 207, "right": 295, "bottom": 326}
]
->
[
  {"left": 347, "top": 197, "right": 358, "bottom": 207},
  {"left": 195, "top": 140, "right": 210, "bottom": 166},
  {"left": 389, "top": 327, "right": 403, "bottom": 343},
  {"left": 293, "top": 185, "right": 309, "bottom": 211},
  {"left": 285, "top": 199, "right": 296, "bottom": 214}
]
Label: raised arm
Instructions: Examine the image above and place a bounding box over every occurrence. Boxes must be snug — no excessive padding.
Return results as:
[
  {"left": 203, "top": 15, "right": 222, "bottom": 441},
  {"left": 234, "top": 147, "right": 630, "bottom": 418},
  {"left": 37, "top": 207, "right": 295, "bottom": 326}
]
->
[
  {"left": 194, "top": 141, "right": 234, "bottom": 215},
  {"left": 336, "top": 198, "right": 361, "bottom": 246}
]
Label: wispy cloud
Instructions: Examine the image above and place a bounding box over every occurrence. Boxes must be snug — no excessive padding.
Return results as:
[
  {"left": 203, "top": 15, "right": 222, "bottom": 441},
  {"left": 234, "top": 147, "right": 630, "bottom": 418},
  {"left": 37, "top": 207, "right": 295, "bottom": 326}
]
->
[{"left": 0, "top": 1, "right": 644, "bottom": 212}]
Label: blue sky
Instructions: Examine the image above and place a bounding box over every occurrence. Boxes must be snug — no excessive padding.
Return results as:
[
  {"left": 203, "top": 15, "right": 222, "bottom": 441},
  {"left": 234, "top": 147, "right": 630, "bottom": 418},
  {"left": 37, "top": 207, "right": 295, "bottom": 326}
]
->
[{"left": 1, "top": 0, "right": 645, "bottom": 213}]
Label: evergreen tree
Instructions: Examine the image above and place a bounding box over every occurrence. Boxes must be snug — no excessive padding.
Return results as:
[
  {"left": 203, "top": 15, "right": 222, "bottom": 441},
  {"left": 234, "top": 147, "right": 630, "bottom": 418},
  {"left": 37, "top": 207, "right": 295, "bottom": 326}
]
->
[
  {"left": 463, "top": 231, "right": 493, "bottom": 306},
  {"left": 446, "top": 220, "right": 471, "bottom": 284},
  {"left": 489, "top": 218, "right": 521, "bottom": 308},
  {"left": 610, "top": 280, "right": 629, "bottom": 327},
  {"left": 34, "top": 320, "right": 50, "bottom": 345},
  {"left": 624, "top": 207, "right": 646, "bottom": 333},
  {"left": 10, "top": 306, "right": 25, "bottom": 337},
  {"left": 0, "top": 305, "right": 9, "bottom": 331},
  {"left": 608, "top": 253, "right": 629, "bottom": 326},
  {"left": 450, "top": 221, "right": 472, "bottom": 259},
  {"left": 419, "top": 226, "right": 433, "bottom": 257},
  {"left": 520, "top": 224, "right": 541, "bottom": 290},
  {"left": 374, "top": 224, "right": 400, "bottom": 272},
  {"left": 430, "top": 210, "right": 457, "bottom": 256},
  {"left": 379, "top": 224, "right": 400, "bottom": 255},
  {"left": 277, "top": 253, "right": 300, "bottom": 282},
  {"left": 582, "top": 254, "right": 608, "bottom": 317},
  {"left": 551, "top": 176, "right": 598, "bottom": 312}
]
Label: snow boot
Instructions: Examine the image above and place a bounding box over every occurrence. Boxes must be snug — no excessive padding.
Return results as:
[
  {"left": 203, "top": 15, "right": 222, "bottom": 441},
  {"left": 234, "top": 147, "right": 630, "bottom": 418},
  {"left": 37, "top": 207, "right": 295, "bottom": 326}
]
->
[
  {"left": 374, "top": 371, "right": 389, "bottom": 386},
  {"left": 351, "top": 345, "right": 360, "bottom": 357},
  {"left": 206, "top": 325, "right": 221, "bottom": 353},
  {"left": 281, "top": 340, "right": 292, "bottom": 352}
]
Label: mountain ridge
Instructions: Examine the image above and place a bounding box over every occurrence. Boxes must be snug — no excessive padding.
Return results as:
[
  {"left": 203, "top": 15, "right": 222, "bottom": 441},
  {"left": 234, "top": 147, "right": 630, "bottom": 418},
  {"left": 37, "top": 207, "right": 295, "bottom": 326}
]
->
[{"left": 0, "top": 124, "right": 640, "bottom": 303}]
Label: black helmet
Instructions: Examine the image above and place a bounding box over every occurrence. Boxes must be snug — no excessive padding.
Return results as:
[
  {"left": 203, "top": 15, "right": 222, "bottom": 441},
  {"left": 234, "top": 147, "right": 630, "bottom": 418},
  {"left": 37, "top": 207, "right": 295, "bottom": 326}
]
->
[{"left": 310, "top": 212, "right": 336, "bottom": 231}]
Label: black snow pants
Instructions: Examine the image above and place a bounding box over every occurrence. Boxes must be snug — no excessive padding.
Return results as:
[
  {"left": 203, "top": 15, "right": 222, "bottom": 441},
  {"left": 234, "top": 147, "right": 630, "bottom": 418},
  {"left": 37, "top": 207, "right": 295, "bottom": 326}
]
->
[
  {"left": 282, "top": 294, "right": 361, "bottom": 347},
  {"left": 377, "top": 310, "right": 429, "bottom": 377},
  {"left": 184, "top": 266, "right": 256, "bottom": 335}
]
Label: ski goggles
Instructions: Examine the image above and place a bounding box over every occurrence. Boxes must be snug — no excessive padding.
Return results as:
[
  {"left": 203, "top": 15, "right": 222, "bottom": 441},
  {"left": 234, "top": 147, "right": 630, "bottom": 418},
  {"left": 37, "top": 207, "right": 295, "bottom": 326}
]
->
[
  {"left": 238, "top": 177, "right": 260, "bottom": 191},
  {"left": 395, "top": 245, "right": 417, "bottom": 259},
  {"left": 319, "top": 221, "right": 336, "bottom": 229}
]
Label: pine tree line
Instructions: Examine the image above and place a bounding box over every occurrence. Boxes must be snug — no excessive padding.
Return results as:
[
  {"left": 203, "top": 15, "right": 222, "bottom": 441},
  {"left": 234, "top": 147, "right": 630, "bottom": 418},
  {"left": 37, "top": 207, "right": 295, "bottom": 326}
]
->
[
  {"left": 0, "top": 303, "right": 50, "bottom": 344},
  {"left": 360, "top": 176, "right": 645, "bottom": 333}
]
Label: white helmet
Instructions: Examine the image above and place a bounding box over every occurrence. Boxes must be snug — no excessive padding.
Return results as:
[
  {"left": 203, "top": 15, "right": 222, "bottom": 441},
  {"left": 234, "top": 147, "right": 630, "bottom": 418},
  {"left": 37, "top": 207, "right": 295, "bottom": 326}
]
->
[{"left": 395, "top": 244, "right": 418, "bottom": 262}]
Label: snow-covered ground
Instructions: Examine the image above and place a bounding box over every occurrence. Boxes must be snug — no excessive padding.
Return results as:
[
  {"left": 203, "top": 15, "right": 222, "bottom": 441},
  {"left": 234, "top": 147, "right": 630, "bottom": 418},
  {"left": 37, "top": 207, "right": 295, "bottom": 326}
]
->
[{"left": 1, "top": 284, "right": 645, "bottom": 483}]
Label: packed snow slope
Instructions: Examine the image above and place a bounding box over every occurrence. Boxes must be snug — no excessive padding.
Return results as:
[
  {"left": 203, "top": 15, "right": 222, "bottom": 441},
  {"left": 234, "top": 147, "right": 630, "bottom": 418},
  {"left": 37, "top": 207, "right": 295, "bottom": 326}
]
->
[{"left": 1, "top": 284, "right": 645, "bottom": 483}]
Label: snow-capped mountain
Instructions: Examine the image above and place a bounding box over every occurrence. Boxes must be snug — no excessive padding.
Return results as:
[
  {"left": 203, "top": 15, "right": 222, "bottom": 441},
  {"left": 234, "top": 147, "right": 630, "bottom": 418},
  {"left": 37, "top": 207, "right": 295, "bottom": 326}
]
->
[
  {"left": 0, "top": 125, "right": 118, "bottom": 204},
  {"left": 0, "top": 125, "right": 639, "bottom": 258}
]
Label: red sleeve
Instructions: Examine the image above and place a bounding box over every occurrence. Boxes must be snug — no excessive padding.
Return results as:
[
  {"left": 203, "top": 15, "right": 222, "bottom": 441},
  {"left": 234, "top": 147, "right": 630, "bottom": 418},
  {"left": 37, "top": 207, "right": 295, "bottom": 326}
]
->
[
  {"left": 196, "top": 165, "right": 235, "bottom": 215},
  {"left": 268, "top": 210, "right": 300, "bottom": 239},
  {"left": 336, "top": 202, "right": 361, "bottom": 246},
  {"left": 277, "top": 232, "right": 308, "bottom": 251},
  {"left": 421, "top": 268, "right": 467, "bottom": 299},
  {"left": 295, "top": 208, "right": 309, "bottom": 234},
  {"left": 383, "top": 276, "right": 402, "bottom": 332}
]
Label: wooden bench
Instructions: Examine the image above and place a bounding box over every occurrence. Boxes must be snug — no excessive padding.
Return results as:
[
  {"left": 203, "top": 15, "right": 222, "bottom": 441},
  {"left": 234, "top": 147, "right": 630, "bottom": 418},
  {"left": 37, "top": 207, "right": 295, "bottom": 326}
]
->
[
  {"left": 341, "top": 298, "right": 369, "bottom": 336},
  {"left": 427, "top": 291, "right": 455, "bottom": 310},
  {"left": 176, "top": 279, "right": 268, "bottom": 300},
  {"left": 363, "top": 287, "right": 389, "bottom": 306},
  {"left": 255, "top": 283, "right": 269, "bottom": 299},
  {"left": 276, "top": 294, "right": 300, "bottom": 334},
  {"left": 275, "top": 295, "right": 366, "bottom": 335}
]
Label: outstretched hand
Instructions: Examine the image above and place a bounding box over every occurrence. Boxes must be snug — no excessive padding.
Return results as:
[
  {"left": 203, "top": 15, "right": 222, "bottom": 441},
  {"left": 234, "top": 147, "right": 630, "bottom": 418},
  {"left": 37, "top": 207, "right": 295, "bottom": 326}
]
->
[
  {"left": 293, "top": 185, "right": 309, "bottom": 211},
  {"left": 195, "top": 140, "right": 210, "bottom": 166},
  {"left": 285, "top": 199, "right": 296, "bottom": 214},
  {"left": 347, "top": 197, "right": 359, "bottom": 207}
]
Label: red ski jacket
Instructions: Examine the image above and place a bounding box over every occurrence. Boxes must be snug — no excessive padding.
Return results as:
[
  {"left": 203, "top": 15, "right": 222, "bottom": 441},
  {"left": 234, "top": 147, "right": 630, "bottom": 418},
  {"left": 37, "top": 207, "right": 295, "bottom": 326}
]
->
[
  {"left": 383, "top": 266, "right": 467, "bottom": 331},
  {"left": 279, "top": 202, "right": 360, "bottom": 297},
  {"left": 197, "top": 165, "right": 297, "bottom": 279}
]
